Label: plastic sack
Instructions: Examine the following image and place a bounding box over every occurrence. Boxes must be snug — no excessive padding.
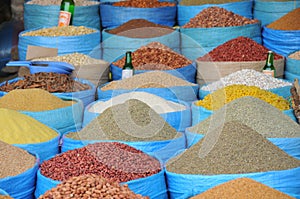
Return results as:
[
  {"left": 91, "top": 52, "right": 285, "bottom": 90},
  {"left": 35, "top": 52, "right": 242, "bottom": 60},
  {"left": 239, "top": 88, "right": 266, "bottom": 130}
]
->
[
  {"left": 0, "top": 152, "right": 39, "bottom": 199},
  {"left": 13, "top": 130, "right": 60, "bottom": 163},
  {"left": 180, "top": 22, "right": 262, "bottom": 60},
  {"left": 262, "top": 26, "right": 300, "bottom": 57},
  {"left": 285, "top": 53, "right": 300, "bottom": 76},
  {"left": 0, "top": 188, "right": 9, "bottom": 196},
  {"left": 18, "top": 27, "right": 101, "bottom": 61},
  {"left": 24, "top": 3, "right": 100, "bottom": 30},
  {"left": 184, "top": 130, "right": 204, "bottom": 148},
  {"left": 97, "top": 83, "right": 199, "bottom": 104},
  {"left": 110, "top": 62, "right": 196, "bottom": 83},
  {"left": 165, "top": 166, "right": 300, "bottom": 199},
  {"left": 0, "top": 21, "right": 13, "bottom": 70},
  {"left": 285, "top": 71, "right": 300, "bottom": 82},
  {"left": 83, "top": 98, "right": 191, "bottom": 132},
  {"left": 177, "top": 0, "right": 253, "bottom": 26},
  {"left": 35, "top": 157, "right": 168, "bottom": 198},
  {"left": 100, "top": 2, "right": 176, "bottom": 29},
  {"left": 253, "top": 0, "right": 300, "bottom": 26},
  {"left": 102, "top": 29, "right": 181, "bottom": 63},
  {"left": 61, "top": 132, "right": 186, "bottom": 164}
]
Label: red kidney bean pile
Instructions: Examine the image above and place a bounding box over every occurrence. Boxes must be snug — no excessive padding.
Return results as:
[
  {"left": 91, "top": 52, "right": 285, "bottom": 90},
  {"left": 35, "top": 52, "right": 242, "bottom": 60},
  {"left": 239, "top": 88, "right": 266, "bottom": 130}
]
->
[
  {"left": 39, "top": 174, "right": 149, "bottom": 199},
  {"left": 112, "top": 42, "right": 192, "bottom": 70},
  {"left": 182, "top": 6, "right": 259, "bottom": 28},
  {"left": 197, "top": 36, "right": 283, "bottom": 62},
  {"left": 40, "top": 142, "right": 161, "bottom": 183}
]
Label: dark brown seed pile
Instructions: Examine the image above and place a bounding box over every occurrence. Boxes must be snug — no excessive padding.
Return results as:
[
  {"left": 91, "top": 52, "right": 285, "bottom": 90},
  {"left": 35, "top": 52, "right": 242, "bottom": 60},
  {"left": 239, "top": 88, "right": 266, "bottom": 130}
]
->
[
  {"left": 197, "top": 37, "right": 283, "bottom": 61},
  {"left": 267, "top": 8, "right": 300, "bottom": 30},
  {"left": 182, "top": 7, "right": 259, "bottom": 28},
  {"left": 113, "top": 0, "right": 175, "bottom": 8},
  {"left": 167, "top": 121, "right": 300, "bottom": 175},
  {"left": 40, "top": 142, "right": 161, "bottom": 182},
  {"left": 107, "top": 19, "right": 174, "bottom": 38},
  {"left": 179, "top": 0, "right": 242, "bottom": 5},
  {"left": 67, "top": 99, "right": 179, "bottom": 141},
  {"left": 0, "top": 196, "right": 14, "bottom": 199},
  {"left": 39, "top": 174, "right": 149, "bottom": 199}
]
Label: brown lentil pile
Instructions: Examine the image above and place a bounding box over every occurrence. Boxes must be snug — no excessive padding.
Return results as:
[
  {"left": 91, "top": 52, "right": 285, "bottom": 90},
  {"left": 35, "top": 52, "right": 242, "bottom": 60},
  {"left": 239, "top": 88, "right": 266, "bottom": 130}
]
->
[
  {"left": 67, "top": 99, "right": 179, "bottom": 141},
  {"left": 112, "top": 42, "right": 192, "bottom": 70},
  {"left": 197, "top": 36, "right": 283, "bottom": 61},
  {"left": 289, "top": 50, "right": 300, "bottom": 60},
  {"left": 39, "top": 174, "right": 149, "bottom": 199},
  {"left": 179, "top": 0, "right": 241, "bottom": 5},
  {"left": 267, "top": 8, "right": 300, "bottom": 30},
  {"left": 0, "top": 72, "right": 90, "bottom": 93},
  {"left": 182, "top": 7, "right": 259, "bottom": 28},
  {"left": 0, "top": 196, "right": 13, "bottom": 199},
  {"left": 101, "top": 71, "right": 196, "bottom": 91},
  {"left": 26, "top": 0, "right": 99, "bottom": 6},
  {"left": 21, "top": 26, "right": 96, "bottom": 37},
  {"left": 40, "top": 142, "right": 161, "bottom": 182},
  {"left": 0, "top": 140, "right": 36, "bottom": 178},
  {"left": 190, "top": 178, "right": 296, "bottom": 199},
  {"left": 167, "top": 121, "right": 300, "bottom": 175},
  {"left": 113, "top": 0, "right": 175, "bottom": 8},
  {"left": 195, "top": 85, "right": 290, "bottom": 111},
  {"left": 107, "top": 19, "right": 174, "bottom": 38},
  {"left": 0, "top": 88, "right": 73, "bottom": 111},
  {"left": 189, "top": 96, "right": 300, "bottom": 138}
]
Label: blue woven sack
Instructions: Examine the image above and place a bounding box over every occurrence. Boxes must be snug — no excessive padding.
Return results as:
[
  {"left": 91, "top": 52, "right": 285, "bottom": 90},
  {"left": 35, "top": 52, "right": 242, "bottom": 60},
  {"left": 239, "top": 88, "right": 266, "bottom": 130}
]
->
[
  {"left": 165, "top": 166, "right": 300, "bottom": 199},
  {"left": 24, "top": 3, "right": 100, "bottom": 30},
  {"left": 177, "top": 0, "right": 253, "bottom": 26},
  {"left": 100, "top": 2, "right": 176, "bottom": 29},
  {"left": 286, "top": 53, "right": 300, "bottom": 76},
  {"left": 102, "top": 29, "right": 180, "bottom": 63},
  {"left": 285, "top": 71, "right": 300, "bottom": 82},
  {"left": 180, "top": 22, "right": 262, "bottom": 60},
  {"left": 262, "top": 26, "right": 300, "bottom": 57},
  {"left": 0, "top": 152, "right": 39, "bottom": 199},
  {"left": 18, "top": 27, "right": 101, "bottom": 60},
  {"left": 253, "top": 0, "right": 300, "bottom": 26}
]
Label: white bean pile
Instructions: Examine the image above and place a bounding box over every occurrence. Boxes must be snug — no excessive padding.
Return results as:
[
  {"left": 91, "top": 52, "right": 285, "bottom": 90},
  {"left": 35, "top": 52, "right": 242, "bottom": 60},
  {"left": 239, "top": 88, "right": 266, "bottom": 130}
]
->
[
  {"left": 26, "top": 0, "right": 99, "bottom": 6},
  {"left": 201, "top": 69, "right": 292, "bottom": 92}
]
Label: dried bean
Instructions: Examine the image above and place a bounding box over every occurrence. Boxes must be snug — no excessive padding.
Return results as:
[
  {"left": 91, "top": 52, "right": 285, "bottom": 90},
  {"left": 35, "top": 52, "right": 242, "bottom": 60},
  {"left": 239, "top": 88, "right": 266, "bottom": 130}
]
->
[
  {"left": 197, "top": 37, "right": 283, "bottom": 62},
  {"left": 0, "top": 72, "right": 90, "bottom": 93},
  {"left": 40, "top": 142, "right": 161, "bottom": 182},
  {"left": 27, "top": 0, "right": 99, "bottom": 6},
  {"left": 113, "top": 0, "right": 175, "bottom": 8},
  {"left": 289, "top": 50, "right": 300, "bottom": 60},
  {"left": 0, "top": 196, "right": 13, "bottom": 199},
  {"left": 267, "top": 8, "right": 300, "bottom": 30},
  {"left": 179, "top": 0, "right": 241, "bottom": 5},
  {"left": 21, "top": 26, "right": 96, "bottom": 37},
  {"left": 39, "top": 174, "right": 149, "bottom": 199},
  {"left": 112, "top": 42, "right": 192, "bottom": 70},
  {"left": 182, "top": 7, "right": 259, "bottom": 28}
]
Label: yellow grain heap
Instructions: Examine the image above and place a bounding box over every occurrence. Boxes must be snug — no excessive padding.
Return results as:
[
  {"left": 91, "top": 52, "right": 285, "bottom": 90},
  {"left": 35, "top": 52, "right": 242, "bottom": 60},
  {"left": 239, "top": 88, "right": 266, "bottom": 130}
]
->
[
  {"left": 0, "top": 88, "right": 73, "bottom": 111},
  {"left": 195, "top": 84, "right": 290, "bottom": 111},
  {"left": 191, "top": 178, "right": 295, "bottom": 199},
  {"left": 0, "top": 108, "right": 58, "bottom": 144}
]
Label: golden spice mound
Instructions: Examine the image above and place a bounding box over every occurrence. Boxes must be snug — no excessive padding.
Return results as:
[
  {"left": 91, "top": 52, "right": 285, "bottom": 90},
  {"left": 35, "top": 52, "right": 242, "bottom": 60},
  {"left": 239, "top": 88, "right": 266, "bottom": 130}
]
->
[
  {"left": 195, "top": 84, "right": 290, "bottom": 111},
  {"left": 191, "top": 178, "right": 296, "bottom": 199},
  {"left": 267, "top": 8, "right": 300, "bottom": 30}
]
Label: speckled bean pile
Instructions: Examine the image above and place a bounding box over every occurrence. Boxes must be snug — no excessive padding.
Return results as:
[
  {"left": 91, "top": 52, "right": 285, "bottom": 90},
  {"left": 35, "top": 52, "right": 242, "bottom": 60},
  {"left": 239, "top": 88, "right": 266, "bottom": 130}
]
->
[
  {"left": 22, "top": 26, "right": 96, "bottom": 37},
  {"left": 27, "top": 0, "right": 99, "bottom": 6},
  {"left": 289, "top": 50, "right": 300, "bottom": 60}
]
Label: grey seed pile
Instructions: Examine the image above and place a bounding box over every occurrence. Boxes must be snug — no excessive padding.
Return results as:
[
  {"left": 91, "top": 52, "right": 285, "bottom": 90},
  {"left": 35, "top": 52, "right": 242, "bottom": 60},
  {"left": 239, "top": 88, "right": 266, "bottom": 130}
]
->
[
  {"left": 188, "top": 96, "right": 300, "bottom": 138},
  {"left": 0, "top": 140, "right": 36, "bottom": 178},
  {"left": 101, "top": 71, "right": 196, "bottom": 91},
  {"left": 201, "top": 69, "right": 292, "bottom": 92},
  {"left": 167, "top": 121, "right": 300, "bottom": 175},
  {"left": 67, "top": 99, "right": 179, "bottom": 141}
]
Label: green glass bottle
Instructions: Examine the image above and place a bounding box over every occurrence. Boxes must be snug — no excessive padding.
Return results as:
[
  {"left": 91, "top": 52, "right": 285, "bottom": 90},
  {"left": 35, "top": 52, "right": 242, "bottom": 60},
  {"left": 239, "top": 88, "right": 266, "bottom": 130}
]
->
[
  {"left": 121, "top": 51, "right": 134, "bottom": 79},
  {"left": 58, "top": 0, "right": 75, "bottom": 27},
  {"left": 262, "top": 50, "right": 276, "bottom": 77}
]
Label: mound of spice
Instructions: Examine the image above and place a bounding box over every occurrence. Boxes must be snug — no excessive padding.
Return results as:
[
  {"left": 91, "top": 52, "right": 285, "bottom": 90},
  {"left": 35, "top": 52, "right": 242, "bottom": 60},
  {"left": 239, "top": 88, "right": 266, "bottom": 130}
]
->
[
  {"left": 67, "top": 99, "right": 179, "bottom": 141},
  {"left": 189, "top": 96, "right": 300, "bottom": 138},
  {"left": 40, "top": 142, "right": 161, "bottom": 182},
  {"left": 39, "top": 174, "right": 149, "bottom": 199},
  {"left": 107, "top": 19, "right": 174, "bottom": 38},
  {"left": 101, "top": 71, "right": 196, "bottom": 91},
  {"left": 112, "top": 42, "right": 192, "bottom": 70},
  {"left": 182, "top": 7, "right": 259, "bottom": 28},
  {"left": 190, "top": 178, "right": 296, "bottom": 199},
  {"left": 0, "top": 88, "right": 73, "bottom": 111},
  {"left": 113, "top": 0, "right": 175, "bottom": 8},
  {"left": 0, "top": 140, "right": 36, "bottom": 178},
  {"left": 267, "top": 8, "right": 300, "bottom": 30},
  {"left": 0, "top": 108, "right": 58, "bottom": 144},
  {"left": 167, "top": 121, "right": 300, "bottom": 175},
  {"left": 197, "top": 36, "right": 283, "bottom": 62},
  {"left": 0, "top": 72, "right": 90, "bottom": 93},
  {"left": 195, "top": 84, "right": 290, "bottom": 111},
  {"left": 179, "top": 0, "right": 241, "bottom": 6}
]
